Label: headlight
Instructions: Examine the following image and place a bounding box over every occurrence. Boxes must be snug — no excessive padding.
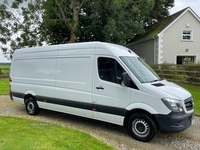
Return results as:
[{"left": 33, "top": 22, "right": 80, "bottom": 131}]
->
[{"left": 161, "top": 98, "right": 183, "bottom": 112}]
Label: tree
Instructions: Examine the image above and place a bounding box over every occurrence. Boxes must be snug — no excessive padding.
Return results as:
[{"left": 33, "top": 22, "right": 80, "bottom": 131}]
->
[
  {"left": 0, "top": 0, "right": 44, "bottom": 58},
  {"left": 145, "top": 0, "right": 174, "bottom": 26},
  {"left": 42, "top": 0, "right": 87, "bottom": 44},
  {"left": 43, "top": 0, "right": 155, "bottom": 45},
  {"left": 0, "top": 0, "right": 175, "bottom": 58},
  {"left": 102, "top": 0, "right": 155, "bottom": 44},
  {"left": 43, "top": 0, "right": 174, "bottom": 45},
  {"left": 77, "top": 1, "right": 106, "bottom": 42}
]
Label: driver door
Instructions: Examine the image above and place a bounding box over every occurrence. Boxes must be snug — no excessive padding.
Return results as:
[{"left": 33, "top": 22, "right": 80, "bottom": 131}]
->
[{"left": 93, "top": 56, "right": 130, "bottom": 125}]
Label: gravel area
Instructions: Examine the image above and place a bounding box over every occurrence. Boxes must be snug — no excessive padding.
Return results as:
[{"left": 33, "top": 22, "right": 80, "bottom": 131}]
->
[{"left": 1, "top": 95, "right": 200, "bottom": 150}]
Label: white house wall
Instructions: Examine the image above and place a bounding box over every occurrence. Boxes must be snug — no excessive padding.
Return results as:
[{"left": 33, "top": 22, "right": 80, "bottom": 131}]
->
[
  {"left": 158, "top": 34, "right": 164, "bottom": 64},
  {"left": 160, "top": 10, "right": 200, "bottom": 64}
]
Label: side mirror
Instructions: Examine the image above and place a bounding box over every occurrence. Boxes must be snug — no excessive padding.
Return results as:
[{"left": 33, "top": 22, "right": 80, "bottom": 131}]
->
[{"left": 121, "top": 72, "right": 130, "bottom": 87}]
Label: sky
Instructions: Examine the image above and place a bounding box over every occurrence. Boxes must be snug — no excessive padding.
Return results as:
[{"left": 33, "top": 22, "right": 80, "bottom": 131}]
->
[
  {"left": 170, "top": 0, "right": 200, "bottom": 16},
  {"left": 0, "top": 0, "right": 200, "bottom": 62}
]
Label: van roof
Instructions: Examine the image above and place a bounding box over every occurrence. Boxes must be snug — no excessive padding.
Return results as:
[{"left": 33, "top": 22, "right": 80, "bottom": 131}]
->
[{"left": 13, "top": 42, "right": 138, "bottom": 57}]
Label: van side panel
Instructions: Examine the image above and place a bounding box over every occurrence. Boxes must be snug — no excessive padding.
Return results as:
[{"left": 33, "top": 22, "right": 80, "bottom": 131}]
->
[
  {"left": 11, "top": 57, "right": 57, "bottom": 110},
  {"left": 54, "top": 49, "right": 94, "bottom": 118}
]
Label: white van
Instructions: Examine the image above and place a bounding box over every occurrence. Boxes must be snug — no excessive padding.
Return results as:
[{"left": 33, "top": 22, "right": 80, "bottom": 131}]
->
[{"left": 9, "top": 42, "right": 194, "bottom": 142}]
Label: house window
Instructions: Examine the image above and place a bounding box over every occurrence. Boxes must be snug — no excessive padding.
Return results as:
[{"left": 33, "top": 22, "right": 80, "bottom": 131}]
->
[
  {"left": 176, "top": 56, "right": 195, "bottom": 64},
  {"left": 182, "top": 30, "right": 192, "bottom": 40}
]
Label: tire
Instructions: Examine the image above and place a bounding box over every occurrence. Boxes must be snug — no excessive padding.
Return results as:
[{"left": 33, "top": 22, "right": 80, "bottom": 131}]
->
[
  {"left": 127, "top": 113, "right": 157, "bottom": 142},
  {"left": 25, "top": 97, "right": 40, "bottom": 115}
]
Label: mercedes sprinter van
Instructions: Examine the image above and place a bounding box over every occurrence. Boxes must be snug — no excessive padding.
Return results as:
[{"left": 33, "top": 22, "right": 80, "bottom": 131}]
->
[{"left": 9, "top": 42, "right": 194, "bottom": 142}]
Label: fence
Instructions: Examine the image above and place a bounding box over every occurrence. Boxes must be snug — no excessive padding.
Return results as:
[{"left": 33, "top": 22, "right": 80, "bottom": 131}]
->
[
  {"left": 150, "top": 64, "right": 200, "bottom": 86},
  {"left": 0, "top": 68, "right": 9, "bottom": 78}
]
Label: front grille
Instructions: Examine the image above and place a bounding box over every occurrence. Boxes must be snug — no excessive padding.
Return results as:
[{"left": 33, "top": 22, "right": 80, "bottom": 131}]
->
[{"left": 184, "top": 97, "right": 194, "bottom": 111}]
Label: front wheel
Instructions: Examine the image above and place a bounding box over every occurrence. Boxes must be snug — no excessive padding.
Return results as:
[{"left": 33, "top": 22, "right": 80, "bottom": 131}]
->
[
  {"left": 127, "top": 113, "right": 157, "bottom": 142},
  {"left": 25, "top": 97, "right": 40, "bottom": 115}
]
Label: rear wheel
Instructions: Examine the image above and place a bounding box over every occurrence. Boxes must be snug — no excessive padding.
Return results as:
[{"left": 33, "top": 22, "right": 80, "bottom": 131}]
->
[
  {"left": 25, "top": 97, "right": 40, "bottom": 115},
  {"left": 127, "top": 113, "right": 157, "bottom": 142}
]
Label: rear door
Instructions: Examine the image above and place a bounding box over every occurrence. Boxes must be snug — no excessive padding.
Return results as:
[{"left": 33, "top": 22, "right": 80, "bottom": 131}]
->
[{"left": 93, "top": 56, "right": 130, "bottom": 125}]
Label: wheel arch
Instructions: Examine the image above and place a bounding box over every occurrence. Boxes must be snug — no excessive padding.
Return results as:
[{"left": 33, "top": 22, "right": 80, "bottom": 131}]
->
[
  {"left": 24, "top": 90, "right": 36, "bottom": 104},
  {"left": 124, "top": 103, "right": 159, "bottom": 127},
  {"left": 124, "top": 108, "right": 159, "bottom": 130}
]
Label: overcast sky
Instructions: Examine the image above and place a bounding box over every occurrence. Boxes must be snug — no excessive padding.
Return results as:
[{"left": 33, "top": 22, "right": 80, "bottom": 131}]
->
[
  {"left": 1, "top": 0, "right": 200, "bottom": 62},
  {"left": 170, "top": 0, "right": 200, "bottom": 16}
]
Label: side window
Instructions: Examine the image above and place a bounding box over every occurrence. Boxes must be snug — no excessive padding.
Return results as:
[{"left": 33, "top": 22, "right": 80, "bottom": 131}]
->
[{"left": 98, "top": 57, "right": 124, "bottom": 84}]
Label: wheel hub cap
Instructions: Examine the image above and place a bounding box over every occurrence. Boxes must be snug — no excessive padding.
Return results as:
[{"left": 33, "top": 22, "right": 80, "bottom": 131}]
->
[{"left": 132, "top": 118, "right": 150, "bottom": 137}]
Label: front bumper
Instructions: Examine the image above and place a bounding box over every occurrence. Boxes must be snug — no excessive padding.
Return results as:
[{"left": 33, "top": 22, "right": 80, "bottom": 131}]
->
[{"left": 154, "top": 111, "right": 194, "bottom": 133}]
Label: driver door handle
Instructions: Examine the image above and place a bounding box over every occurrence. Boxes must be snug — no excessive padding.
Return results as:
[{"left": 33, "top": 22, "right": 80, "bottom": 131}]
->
[{"left": 96, "top": 86, "right": 104, "bottom": 90}]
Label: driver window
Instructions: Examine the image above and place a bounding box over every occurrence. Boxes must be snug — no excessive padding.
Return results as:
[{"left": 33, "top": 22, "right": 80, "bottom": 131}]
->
[{"left": 98, "top": 57, "right": 124, "bottom": 84}]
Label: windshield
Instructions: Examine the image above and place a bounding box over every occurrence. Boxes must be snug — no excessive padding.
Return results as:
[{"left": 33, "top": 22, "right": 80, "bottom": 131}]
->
[{"left": 121, "top": 57, "right": 161, "bottom": 83}]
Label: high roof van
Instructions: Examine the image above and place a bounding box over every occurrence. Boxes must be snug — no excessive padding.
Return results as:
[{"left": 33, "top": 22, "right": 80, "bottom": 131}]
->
[{"left": 9, "top": 42, "right": 194, "bottom": 142}]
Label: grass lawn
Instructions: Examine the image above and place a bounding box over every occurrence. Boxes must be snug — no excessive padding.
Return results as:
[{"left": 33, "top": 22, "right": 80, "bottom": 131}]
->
[
  {"left": 0, "top": 64, "right": 10, "bottom": 69},
  {"left": 0, "top": 116, "right": 116, "bottom": 150},
  {"left": 0, "top": 78, "right": 9, "bottom": 94},
  {"left": 0, "top": 65, "right": 10, "bottom": 75}
]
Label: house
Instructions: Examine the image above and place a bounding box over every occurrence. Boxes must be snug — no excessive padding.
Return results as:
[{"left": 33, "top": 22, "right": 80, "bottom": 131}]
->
[{"left": 126, "top": 7, "right": 200, "bottom": 64}]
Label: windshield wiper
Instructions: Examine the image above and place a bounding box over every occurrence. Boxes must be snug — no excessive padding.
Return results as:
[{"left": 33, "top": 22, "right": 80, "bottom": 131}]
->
[
  {"left": 151, "top": 78, "right": 164, "bottom": 83},
  {"left": 150, "top": 79, "right": 159, "bottom": 83},
  {"left": 143, "top": 79, "right": 158, "bottom": 83}
]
